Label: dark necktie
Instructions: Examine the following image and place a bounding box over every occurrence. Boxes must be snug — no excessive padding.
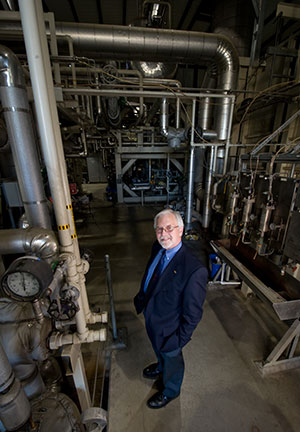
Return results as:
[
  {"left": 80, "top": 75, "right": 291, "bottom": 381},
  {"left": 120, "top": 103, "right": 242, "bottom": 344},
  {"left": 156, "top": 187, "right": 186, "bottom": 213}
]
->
[{"left": 145, "top": 250, "right": 166, "bottom": 303}]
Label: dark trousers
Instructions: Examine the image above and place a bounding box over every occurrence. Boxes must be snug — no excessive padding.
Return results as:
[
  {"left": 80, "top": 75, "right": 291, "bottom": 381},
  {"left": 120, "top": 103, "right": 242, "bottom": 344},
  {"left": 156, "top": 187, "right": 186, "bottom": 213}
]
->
[{"left": 154, "top": 347, "right": 185, "bottom": 398}]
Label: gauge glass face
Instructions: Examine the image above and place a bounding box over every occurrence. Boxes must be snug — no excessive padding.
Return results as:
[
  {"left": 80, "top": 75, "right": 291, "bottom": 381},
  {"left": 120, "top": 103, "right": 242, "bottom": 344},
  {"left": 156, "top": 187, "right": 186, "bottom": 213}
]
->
[{"left": 6, "top": 272, "right": 40, "bottom": 297}]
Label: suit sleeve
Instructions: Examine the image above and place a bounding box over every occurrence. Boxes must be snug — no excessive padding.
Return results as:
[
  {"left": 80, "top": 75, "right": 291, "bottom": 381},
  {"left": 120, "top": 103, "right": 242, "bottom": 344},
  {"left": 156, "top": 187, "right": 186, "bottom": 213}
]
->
[{"left": 178, "top": 265, "right": 208, "bottom": 348}]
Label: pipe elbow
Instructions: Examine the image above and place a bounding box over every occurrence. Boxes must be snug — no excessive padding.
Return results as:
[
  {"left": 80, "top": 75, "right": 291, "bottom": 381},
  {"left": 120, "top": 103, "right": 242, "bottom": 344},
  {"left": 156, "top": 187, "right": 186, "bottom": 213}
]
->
[
  {"left": 0, "top": 45, "right": 26, "bottom": 87},
  {"left": 160, "top": 124, "right": 169, "bottom": 138},
  {"left": 215, "top": 35, "right": 239, "bottom": 90},
  {"left": 24, "top": 228, "right": 59, "bottom": 260}
]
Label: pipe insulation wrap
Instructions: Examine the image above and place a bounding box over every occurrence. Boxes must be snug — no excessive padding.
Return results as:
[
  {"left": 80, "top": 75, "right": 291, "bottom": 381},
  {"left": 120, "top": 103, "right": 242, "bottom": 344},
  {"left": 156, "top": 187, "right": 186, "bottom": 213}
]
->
[
  {"left": 0, "top": 342, "right": 14, "bottom": 392},
  {"left": 53, "top": 23, "right": 238, "bottom": 77},
  {"left": 18, "top": 3, "right": 74, "bottom": 249},
  {"left": 53, "top": 24, "right": 238, "bottom": 140},
  {"left": 0, "top": 45, "right": 51, "bottom": 229},
  {"left": 0, "top": 20, "right": 239, "bottom": 139},
  {"left": 0, "top": 227, "right": 58, "bottom": 259},
  {"left": 0, "top": 342, "right": 31, "bottom": 431}
]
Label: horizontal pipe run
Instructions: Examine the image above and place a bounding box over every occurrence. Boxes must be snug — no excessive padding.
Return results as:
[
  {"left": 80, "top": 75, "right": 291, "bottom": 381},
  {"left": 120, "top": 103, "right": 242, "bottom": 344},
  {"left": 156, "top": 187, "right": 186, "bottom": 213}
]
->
[
  {"left": 88, "top": 311, "right": 108, "bottom": 324},
  {"left": 62, "top": 87, "right": 236, "bottom": 99},
  {"left": 49, "top": 328, "right": 107, "bottom": 350},
  {"left": 0, "top": 227, "right": 58, "bottom": 260},
  {"left": 0, "top": 14, "right": 238, "bottom": 140}
]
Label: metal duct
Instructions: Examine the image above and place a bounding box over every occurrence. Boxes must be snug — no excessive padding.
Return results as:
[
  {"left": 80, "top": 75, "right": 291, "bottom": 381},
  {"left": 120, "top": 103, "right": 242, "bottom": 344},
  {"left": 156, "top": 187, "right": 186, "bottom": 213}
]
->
[
  {"left": 0, "top": 0, "right": 18, "bottom": 10},
  {"left": 0, "top": 227, "right": 58, "bottom": 260},
  {"left": 53, "top": 23, "right": 238, "bottom": 79},
  {"left": 0, "top": 20, "right": 239, "bottom": 138},
  {"left": 131, "top": 61, "right": 177, "bottom": 79},
  {"left": 0, "top": 45, "right": 51, "bottom": 229},
  {"left": 55, "top": 23, "right": 238, "bottom": 139},
  {"left": 198, "top": 66, "right": 217, "bottom": 131}
]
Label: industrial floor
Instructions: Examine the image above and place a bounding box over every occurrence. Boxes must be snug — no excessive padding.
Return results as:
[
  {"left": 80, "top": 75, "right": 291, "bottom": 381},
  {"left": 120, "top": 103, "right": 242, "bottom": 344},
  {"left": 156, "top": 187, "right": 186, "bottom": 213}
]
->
[{"left": 78, "top": 185, "right": 300, "bottom": 432}]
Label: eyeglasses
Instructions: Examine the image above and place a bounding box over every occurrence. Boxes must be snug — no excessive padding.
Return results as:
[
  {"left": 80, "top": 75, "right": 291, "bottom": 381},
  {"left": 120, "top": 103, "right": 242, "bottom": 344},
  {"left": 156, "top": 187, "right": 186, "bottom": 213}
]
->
[{"left": 155, "top": 225, "right": 179, "bottom": 235}]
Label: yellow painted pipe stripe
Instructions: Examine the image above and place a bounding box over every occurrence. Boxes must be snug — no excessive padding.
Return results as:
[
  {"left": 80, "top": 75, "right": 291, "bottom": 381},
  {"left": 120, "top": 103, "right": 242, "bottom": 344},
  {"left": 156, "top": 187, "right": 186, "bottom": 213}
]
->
[{"left": 57, "top": 224, "right": 70, "bottom": 230}]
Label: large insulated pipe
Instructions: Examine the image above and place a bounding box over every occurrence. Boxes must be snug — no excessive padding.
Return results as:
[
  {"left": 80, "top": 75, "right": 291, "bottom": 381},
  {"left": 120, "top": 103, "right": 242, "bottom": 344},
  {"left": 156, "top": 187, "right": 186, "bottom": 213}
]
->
[
  {"left": 0, "top": 45, "right": 51, "bottom": 229},
  {"left": 0, "top": 19, "right": 239, "bottom": 139},
  {"left": 0, "top": 341, "right": 31, "bottom": 431},
  {"left": 0, "top": 227, "right": 58, "bottom": 260},
  {"left": 18, "top": 0, "right": 98, "bottom": 341},
  {"left": 198, "top": 67, "right": 217, "bottom": 131},
  {"left": 55, "top": 24, "right": 238, "bottom": 140}
]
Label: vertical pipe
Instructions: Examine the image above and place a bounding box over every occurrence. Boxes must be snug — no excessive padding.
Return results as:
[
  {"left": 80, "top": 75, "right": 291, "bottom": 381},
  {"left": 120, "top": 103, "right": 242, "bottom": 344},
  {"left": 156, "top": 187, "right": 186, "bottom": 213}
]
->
[
  {"left": 19, "top": 0, "right": 90, "bottom": 337},
  {"left": 215, "top": 95, "right": 232, "bottom": 140},
  {"left": 176, "top": 97, "right": 180, "bottom": 129},
  {"left": 45, "top": 12, "right": 61, "bottom": 85},
  {"left": 0, "top": 46, "right": 51, "bottom": 229},
  {"left": 105, "top": 254, "right": 118, "bottom": 340},
  {"left": 161, "top": 97, "right": 168, "bottom": 137},
  {"left": 198, "top": 96, "right": 213, "bottom": 130},
  {"left": 185, "top": 99, "right": 196, "bottom": 231},
  {"left": 34, "top": 3, "right": 91, "bottom": 319},
  {"left": 223, "top": 96, "right": 235, "bottom": 175},
  {"left": 202, "top": 146, "right": 216, "bottom": 228},
  {"left": 167, "top": 153, "right": 170, "bottom": 205},
  {"left": 19, "top": 0, "right": 72, "bottom": 248}
]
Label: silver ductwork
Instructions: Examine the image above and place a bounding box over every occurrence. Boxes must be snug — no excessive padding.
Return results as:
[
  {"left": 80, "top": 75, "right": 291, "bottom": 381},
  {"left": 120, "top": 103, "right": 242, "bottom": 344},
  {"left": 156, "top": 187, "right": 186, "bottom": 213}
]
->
[
  {"left": 198, "top": 66, "right": 217, "bottom": 131},
  {"left": 131, "top": 61, "right": 177, "bottom": 79},
  {"left": 0, "top": 45, "right": 51, "bottom": 229},
  {"left": 0, "top": 20, "right": 239, "bottom": 139},
  {"left": 54, "top": 23, "right": 238, "bottom": 139},
  {"left": 0, "top": 227, "right": 58, "bottom": 260}
]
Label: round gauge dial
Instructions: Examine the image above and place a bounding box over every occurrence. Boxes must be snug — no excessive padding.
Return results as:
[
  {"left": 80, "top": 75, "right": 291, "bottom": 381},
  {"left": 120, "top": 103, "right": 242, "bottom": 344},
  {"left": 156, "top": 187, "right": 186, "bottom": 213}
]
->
[
  {"left": 6, "top": 272, "right": 40, "bottom": 297},
  {"left": 1, "top": 256, "right": 53, "bottom": 302}
]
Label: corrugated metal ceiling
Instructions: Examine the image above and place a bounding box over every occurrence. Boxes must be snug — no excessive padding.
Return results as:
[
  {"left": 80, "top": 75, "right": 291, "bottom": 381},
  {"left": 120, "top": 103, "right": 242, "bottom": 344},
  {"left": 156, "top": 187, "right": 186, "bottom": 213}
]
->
[{"left": 40, "top": 0, "right": 212, "bottom": 31}]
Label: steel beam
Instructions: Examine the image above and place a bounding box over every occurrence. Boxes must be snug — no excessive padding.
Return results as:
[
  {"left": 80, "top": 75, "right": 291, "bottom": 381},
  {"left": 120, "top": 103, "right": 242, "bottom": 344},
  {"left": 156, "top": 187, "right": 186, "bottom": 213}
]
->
[{"left": 61, "top": 344, "right": 91, "bottom": 411}]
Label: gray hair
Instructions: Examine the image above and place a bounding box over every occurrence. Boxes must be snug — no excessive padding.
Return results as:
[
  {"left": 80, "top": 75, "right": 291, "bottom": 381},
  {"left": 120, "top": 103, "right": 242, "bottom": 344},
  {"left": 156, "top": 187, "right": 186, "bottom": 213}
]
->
[{"left": 153, "top": 209, "right": 184, "bottom": 229}]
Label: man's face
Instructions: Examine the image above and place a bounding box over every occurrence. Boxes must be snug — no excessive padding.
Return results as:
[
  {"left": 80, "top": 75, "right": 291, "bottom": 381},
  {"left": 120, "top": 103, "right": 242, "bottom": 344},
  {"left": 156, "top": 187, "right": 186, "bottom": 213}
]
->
[{"left": 155, "top": 213, "right": 183, "bottom": 250}]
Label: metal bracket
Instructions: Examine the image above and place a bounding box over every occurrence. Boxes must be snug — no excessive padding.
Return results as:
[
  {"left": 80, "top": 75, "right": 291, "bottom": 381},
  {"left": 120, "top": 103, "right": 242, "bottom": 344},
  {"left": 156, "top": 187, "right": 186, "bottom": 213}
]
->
[
  {"left": 61, "top": 343, "right": 91, "bottom": 411},
  {"left": 210, "top": 240, "right": 300, "bottom": 375},
  {"left": 255, "top": 318, "right": 300, "bottom": 375}
]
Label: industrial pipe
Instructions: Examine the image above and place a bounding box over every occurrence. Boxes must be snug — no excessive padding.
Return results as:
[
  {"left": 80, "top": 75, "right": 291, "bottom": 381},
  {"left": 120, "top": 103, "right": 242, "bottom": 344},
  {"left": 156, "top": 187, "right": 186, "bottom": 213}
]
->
[
  {"left": 0, "top": 45, "right": 51, "bottom": 229},
  {"left": 18, "top": 0, "right": 94, "bottom": 341},
  {"left": 0, "top": 227, "right": 58, "bottom": 260},
  {"left": 185, "top": 99, "right": 197, "bottom": 231},
  {"left": 202, "top": 146, "right": 216, "bottom": 228},
  {"left": 0, "top": 16, "right": 239, "bottom": 140},
  {"left": 160, "top": 98, "right": 185, "bottom": 148},
  {"left": 49, "top": 328, "right": 107, "bottom": 350}
]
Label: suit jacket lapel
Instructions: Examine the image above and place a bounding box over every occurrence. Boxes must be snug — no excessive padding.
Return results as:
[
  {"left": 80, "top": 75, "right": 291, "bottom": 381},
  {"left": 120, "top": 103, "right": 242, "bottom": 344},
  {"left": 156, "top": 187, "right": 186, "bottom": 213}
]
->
[{"left": 150, "top": 245, "right": 185, "bottom": 299}]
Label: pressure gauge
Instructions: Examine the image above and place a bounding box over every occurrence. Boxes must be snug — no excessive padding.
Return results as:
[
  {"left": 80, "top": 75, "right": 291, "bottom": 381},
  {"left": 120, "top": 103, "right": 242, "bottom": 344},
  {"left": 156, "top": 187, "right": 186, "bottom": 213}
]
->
[{"left": 1, "top": 256, "right": 53, "bottom": 302}]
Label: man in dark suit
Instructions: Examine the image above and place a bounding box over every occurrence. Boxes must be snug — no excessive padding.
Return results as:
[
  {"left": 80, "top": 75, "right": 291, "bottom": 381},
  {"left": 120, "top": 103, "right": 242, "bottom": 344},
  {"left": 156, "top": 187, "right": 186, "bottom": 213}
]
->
[{"left": 134, "top": 209, "right": 207, "bottom": 409}]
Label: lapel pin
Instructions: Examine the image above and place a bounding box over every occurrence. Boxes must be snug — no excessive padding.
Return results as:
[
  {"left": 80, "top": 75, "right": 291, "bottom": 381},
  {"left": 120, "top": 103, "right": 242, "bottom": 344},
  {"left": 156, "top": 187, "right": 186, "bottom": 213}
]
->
[{"left": 174, "top": 270, "right": 177, "bottom": 274}]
